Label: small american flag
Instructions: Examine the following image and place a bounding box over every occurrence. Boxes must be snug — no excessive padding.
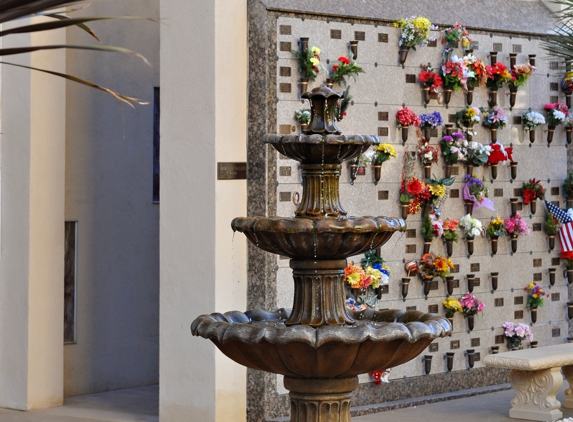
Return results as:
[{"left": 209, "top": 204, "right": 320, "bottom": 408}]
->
[{"left": 545, "top": 201, "right": 573, "bottom": 260}]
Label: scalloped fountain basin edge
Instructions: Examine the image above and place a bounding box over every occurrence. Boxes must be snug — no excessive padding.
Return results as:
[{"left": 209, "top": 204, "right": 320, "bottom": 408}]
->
[{"left": 191, "top": 308, "right": 451, "bottom": 379}]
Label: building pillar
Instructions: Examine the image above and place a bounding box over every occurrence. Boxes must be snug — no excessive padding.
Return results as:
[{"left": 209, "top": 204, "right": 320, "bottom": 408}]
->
[
  {"left": 0, "top": 24, "right": 66, "bottom": 410},
  {"left": 159, "top": 1, "right": 248, "bottom": 421}
]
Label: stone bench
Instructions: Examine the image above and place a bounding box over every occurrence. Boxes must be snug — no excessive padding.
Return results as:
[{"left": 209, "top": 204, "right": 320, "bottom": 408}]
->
[{"left": 483, "top": 343, "right": 573, "bottom": 421}]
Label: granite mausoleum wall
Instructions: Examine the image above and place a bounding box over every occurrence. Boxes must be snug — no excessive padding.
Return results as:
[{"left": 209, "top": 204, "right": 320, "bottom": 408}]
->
[{"left": 246, "top": 2, "right": 573, "bottom": 420}]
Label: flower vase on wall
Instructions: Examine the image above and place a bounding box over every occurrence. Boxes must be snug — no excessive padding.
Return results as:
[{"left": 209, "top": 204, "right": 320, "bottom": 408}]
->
[
  {"left": 372, "top": 163, "right": 382, "bottom": 185},
  {"left": 398, "top": 46, "right": 410, "bottom": 65},
  {"left": 547, "top": 126, "right": 555, "bottom": 144}
]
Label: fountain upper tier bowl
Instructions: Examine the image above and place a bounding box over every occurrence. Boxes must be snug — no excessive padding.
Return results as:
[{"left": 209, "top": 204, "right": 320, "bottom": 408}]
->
[
  {"left": 232, "top": 216, "right": 405, "bottom": 260},
  {"left": 191, "top": 308, "right": 450, "bottom": 379}
]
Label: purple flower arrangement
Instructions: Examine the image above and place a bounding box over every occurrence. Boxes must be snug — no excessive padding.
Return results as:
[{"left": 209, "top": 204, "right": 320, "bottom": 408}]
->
[
  {"left": 419, "top": 111, "right": 444, "bottom": 128},
  {"left": 482, "top": 106, "right": 508, "bottom": 129}
]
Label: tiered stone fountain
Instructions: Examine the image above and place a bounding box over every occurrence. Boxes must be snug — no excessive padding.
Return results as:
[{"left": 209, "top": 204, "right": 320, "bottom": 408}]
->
[{"left": 192, "top": 85, "right": 451, "bottom": 422}]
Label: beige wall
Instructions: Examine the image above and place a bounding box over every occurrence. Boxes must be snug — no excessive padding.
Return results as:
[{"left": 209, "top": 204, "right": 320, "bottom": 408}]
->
[
  {"left": 0, "top": 21, "right": 66, "bottom": 410},
  {"left": 159, "top": 0, "right": 248, "bottom": 421},
  {"left": 64, "top": 0, "right": 160, "bottom": 396}
]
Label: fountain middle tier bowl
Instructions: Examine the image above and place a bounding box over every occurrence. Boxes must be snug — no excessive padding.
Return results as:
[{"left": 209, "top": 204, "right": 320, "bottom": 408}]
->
[
  {"left": 191, "top": 308, "right": 451, "bottom": 378},
  {"left": 231, "top": 216, "right": 405, "bottom": 260},
  {"left": 264, "top": 134, "right": 378, "bottom": 164}
]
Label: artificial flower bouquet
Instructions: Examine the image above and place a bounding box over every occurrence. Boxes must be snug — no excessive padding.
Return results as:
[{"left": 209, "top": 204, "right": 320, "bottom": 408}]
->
[
  {"left": 522, "top": 109, "right": 546, "bottom": 131},
  {"left": 442, "top": 218, "right": 460, "bottom": 243},
  {"left": 522, "top": 179, "right": 545, "bottom": 205},
  {"left": 395, "top": 16, "right": 436, "bottom": 49},
  {"left": 396, "top": 107, "right": 421, "bottom": 127},
  {"left": 294, "top": 109, "right": 311, "bottom": 124},
  {"left": 459, "top": 293, "right": 484, "bottom": 316},
  {"left": 418, "top": 139, "right": 439, "bottom": 165},
  {"left": 455, "top": 106, "right": 482, "bottom": 135},
  {"left": 463, "top": 174, "right": 492, "bottom": 211},
  {"left": 400, "top": 175, "right": 430, "bottom": 215},
  {"left": 563, "top": 72, "right": 573, "bottom": 94},
  {"left": 419, "top": 63, "right": 443, "bottom": 93},
  {"left": 463, "top": 54, "right": 488, "bottom": 90},
  {"left": 443, "top": 296, "right": 462, "bottom": 318},
  {"left": 345, "top": 297, "right": 368, "bottom": 312},
  {"left": 335, "top": 86, "right": 351, "bottom": 121},
  {"left": 544, "top": 211, "right": 560, "bottom": 236},
  {"left": 504, "top": 212, "right": 531, "bottom": 237},
  {"left": 425, "top": 177, "right": 450, "bottom": 212},
  {"left": 486, "top": 217, "right": 507, "bottom": 239},
  {"left": 509, "top": 63, "right": 535, "bottom": 88},
  {"left": 487, "top": 142, "right": 513, "bottom": 166},
  {"left": 524, "top": 282, "right": 548, "bottom": 308},
  {"left": 422, "top": 212, "right": 443, "bottom": 241},
  {"left": 344, "top": 262, "right": 371, "bottom": 290},
  {"left": 441, "top": 22, "right": 471, "bottom": 56},
  {"left": 464, "top": 140, "right": 491, "bottom": 167},
  {"left": 372, "top": 143, "right": 397, "bottom": 164},
  {"left": 292, "top": 44, "right": 322, "bottom": 81},
  {"left": 544, "top": 102, "right": 569, "bottom": 127},
  {"left": 485, "top": 62, "right": 512, "bottom": 89},
  {"left": 441, "top": 56, "right": 468, "bottom": 90},
  {"left": 331, "top": 55, "right": 364, "bottom": 87},
  {"left": 360, "top": 250, "right": 391, "bottom": 289},
  {"left": 419, "top": 252, "right": 454, "bottom": 281},
  {"left": 440, "top": 132, "right": 467, "bottom": 164},
  {"left": 564, "top": 173, "right": 573, "bottom": 199},
  {"left": 482, "top": 106, "right": 508, "bottom": 129},
  {"left": 459, "top": 213, "right": 484, "bottom": 238},
  {"left": 419, "top": 111, "right": 443, "bottom": 129},
  {"left": 369, "top": 369, "right": 391, "bottom": 385},
  {"left": 503, "top": 321, "right": 533, "bottom": 349}
]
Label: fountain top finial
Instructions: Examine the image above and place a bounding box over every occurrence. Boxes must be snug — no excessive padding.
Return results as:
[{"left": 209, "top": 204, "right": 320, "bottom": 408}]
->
[
  {"left": 301, "top": 84, "right": 342, "bottom": 101},
  {"left": 301, "top": 84, "right": 342, "bottom": 135}
]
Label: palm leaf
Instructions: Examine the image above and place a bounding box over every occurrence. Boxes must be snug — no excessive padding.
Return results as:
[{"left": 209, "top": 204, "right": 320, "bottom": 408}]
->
[{"left": 1, "top": 61, "right": 148, "bottom": 107}]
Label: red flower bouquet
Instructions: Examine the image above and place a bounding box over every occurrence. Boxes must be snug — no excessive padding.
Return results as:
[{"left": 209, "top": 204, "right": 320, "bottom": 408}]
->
[
  {"left": 485, "top": 62, "right": 512, "bottom": 89},
  {"left": 396, "top": 107, "right": 422, "bottom": 127},
  {"left": 419, "top": 63, "right": 443, "bottom": 93},
  {"left": 487, "top": 142, "right": 513, "bottom": 165},
  {"left": 522, "top": 179, "right": 545, "bottom": 205}
]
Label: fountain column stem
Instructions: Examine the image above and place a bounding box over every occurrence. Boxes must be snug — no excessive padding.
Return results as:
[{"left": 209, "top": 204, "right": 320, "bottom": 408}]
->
[
  {"left": 287, "top": 259, "right": 355, "bottom": 327},
  {"left": 285, "top": 377, "right": 358, "bottom": 422},
  {"left": 296, "top": 164, "right": 347, "bottom": 217}
]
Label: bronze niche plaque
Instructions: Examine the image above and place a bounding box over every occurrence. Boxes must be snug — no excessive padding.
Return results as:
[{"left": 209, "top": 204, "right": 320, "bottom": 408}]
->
[
  {"left": 475, "top": 353, "right": 481, "bottom": 362},
  {"left": 451, "top": 167, "right": 460, "bottom": 176},
  {"left": 512, "top": 116, "right": 522, "bottom": 125},
  {"left": 550, "top": 82, "right": 559, "bottom": 91},
  {"left": 279, "top": 67, "right": 292, "bottom": 77},
  {"left": 405, "top": 74, "right": 417, "bottom": 83},
  {"left": 429, "top": 343, "right": 438, "bottom": 352},
  {"left": 494, "top": 189, "right": 504, "bottom": 197},
  {"left": 473, "top": 278, "right": 480, "bottom": 287},
  {"left": 452, "top": 264, "right": 460, "bottom": 274},
  {"left": 380, "top": 285, "right": 389, "bottom": 294},
  {"left": 551, "top": 187, "right": 560, "bottom": 196},
  {"left": 533, "top": 273, "right": 542, "bottom": 281},
  {"left": 452, "top": 279, "right": 460, "bottom": 288},
  {"left": 492, "top": 43, "right": 503, "bottom": 52},
  {"left": 533, "top": 259, "right": 542, "bottom": 267},
  {"left": 448, "top": 114, "right": 457, "bottom": 123},
  {"left": 378, "top": 111, "right": 389, "bottom": 121},
  {"left": 495, "top": 298, "right": 504, "bottom": 307},
  {"left": 550, "top": 95, "right": 559, "bottom": 103},
  {"left": 552, "top": 257, "right": 561, "bottom": 266},
  {"left": 428, "top": 39, "right": 437, "bottom": 47},
  {"left": 330, "top": 29, "right": 342, "bottom": 39},
  {"left": 450, "top": 189, "right": 460, "bottom": 198},
  {"left": 354, "top": 31, "right": 365, "bottom": 41},
  {"left": 470, "top": 263, "right": 480, "bottom": 272},
  {"left": 430, "top": 128, "right": 438, "bottom": 138},
  {"left": 279, "top": 41, "right": 291, "bottom": 51},
  {"left": 279, "top": 83, "right": 292, "bottom": 93},
  {"left": 471, "top": 338, "right": 480, "bottom": 347},
  {"left": 532, "top": 223, "right": 542, "bottom": 232},
  {"left": 514, "top": 296, "right": 524, "bottom": 305},
  {"left": 429, "top": 280, "right": 439, "bottom": 291},
  {"left": 279, "top": 166, "right": 292, "bottom": 177},
  {"left": 217, "top": 162, "right": 247, "bottom": 180},
  {"left": 406, "top": 244, "right": 416, "bottom": 254},
  {"left": 406, "top": 306, "right": 417, "bottom": 312},
  {"left": 550, "top": 61, "right": 559, "bottom": 70},
  {"left": 279, "top": 25, "right": 292, "bottom": 35},
  {"left": 495, "top": 335, "right": 505, "bottom": 344},
  {"left": 553, "top": 328, "right": 561, "bottom": 338},
  {"left": 552, "top": 293, "right": 561, "bottom": 301},
  {"left": 378, "top": 33, "right": 388, "bottom": 43},
  {"left": 428, "top": 304, "right": 439, "bottom": 313},
  {"left": 450, "top": 340, "right": 460, "bottom": 350},
  {"left": 514, "top": 310, "right": 524, "bottom": 319},
  {"left": 512, "top": 44, "right": 522, "bottom": 53},
  {"left": 378, "top": 127, "right": 389, "bottom": 136},
  {"left": 552, "top": 200, "right": 560, "bottom": 207},
  {"left": 406, "top": 229, "right": 417, "bottom": 238},
  {"left": 516, "top": 202, "right": 523, "bottom": 211},
  {"left": 514, "top": 188, "right": 523, "bottom": 197},
  {"left": 279, "top": 192, "right": 292, "bottom": 202},
  {"left": 378, "top": 191, "right": 389, "bottom": 200}
]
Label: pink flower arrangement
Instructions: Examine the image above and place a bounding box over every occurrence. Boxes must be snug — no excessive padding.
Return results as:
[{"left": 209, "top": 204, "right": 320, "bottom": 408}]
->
[
  {"left": 503, "top": 321, "right": 533, "bottom": 349},
  {"left": 504, "top": 212, "right": 531, "bottom": 237},
  {"left": 396, "top": 107, "right": 422, "bottom": 127},
  {"left": 459, "top": 293, "right": 484, "bottom": 316},
  {"left": 544, "top": 102, "right": 570, "bottom": 126}
]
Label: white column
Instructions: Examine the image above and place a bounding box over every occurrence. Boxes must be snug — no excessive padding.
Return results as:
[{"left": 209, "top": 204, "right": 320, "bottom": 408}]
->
[
  {"left": 159, "top": 0, "right": 248, "bottom": 421},
  {"left": 0, "top": 24, "right": 66, "bottom": 409}
]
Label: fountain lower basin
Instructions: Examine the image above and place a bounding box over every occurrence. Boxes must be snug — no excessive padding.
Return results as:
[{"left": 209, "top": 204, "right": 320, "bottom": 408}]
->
[
  {"left": 191, "top": 308, "right": 451, "bottom": 378},
  {"left": 231, "top": 216, "right": 405, "bottom": 260}
]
